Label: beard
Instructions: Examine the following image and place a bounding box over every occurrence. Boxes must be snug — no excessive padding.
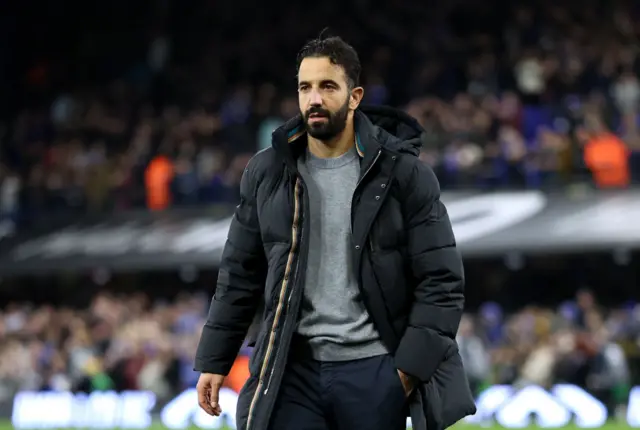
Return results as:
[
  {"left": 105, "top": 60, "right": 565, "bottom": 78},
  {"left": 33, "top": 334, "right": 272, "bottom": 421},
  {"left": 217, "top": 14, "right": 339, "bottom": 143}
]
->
[{"left": 303, "top": 98, "right": 350, "bottom": 141}]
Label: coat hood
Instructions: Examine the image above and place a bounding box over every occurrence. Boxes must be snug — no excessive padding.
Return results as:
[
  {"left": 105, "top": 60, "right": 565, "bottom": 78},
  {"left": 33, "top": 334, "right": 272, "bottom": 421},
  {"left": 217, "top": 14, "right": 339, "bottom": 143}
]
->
[{"left": 357, "top": 105, "right": 425, "bottom": 156}]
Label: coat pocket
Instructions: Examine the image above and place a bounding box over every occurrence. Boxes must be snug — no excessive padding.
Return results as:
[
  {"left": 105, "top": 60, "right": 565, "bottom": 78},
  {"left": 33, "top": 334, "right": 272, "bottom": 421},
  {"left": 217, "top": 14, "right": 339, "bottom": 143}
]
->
[
  {"left": 263, "top": 242, "right": 289, "bottom": 311},
  {"left": 248, "top": 326, "right": 269, "bottom": 376}
]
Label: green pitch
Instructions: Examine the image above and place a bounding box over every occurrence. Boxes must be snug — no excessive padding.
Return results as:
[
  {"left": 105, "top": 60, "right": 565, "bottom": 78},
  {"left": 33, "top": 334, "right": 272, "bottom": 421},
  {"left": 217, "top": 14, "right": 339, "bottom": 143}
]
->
[{"left": 1, "top": 422, "right": 635, "bottom": 430}]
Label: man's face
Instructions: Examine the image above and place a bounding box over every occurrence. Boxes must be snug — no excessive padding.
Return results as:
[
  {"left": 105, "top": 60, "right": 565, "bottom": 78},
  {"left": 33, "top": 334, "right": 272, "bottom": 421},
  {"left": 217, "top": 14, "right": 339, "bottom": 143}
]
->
[{"left": 297, "top": 57, "right": 362, "bottom": 141}]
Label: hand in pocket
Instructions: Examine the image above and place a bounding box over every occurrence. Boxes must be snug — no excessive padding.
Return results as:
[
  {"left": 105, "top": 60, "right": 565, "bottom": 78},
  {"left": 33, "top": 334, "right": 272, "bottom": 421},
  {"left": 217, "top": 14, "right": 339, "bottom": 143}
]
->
[{"left": 397, "top": 369, "right": 415, "bottom": 398}]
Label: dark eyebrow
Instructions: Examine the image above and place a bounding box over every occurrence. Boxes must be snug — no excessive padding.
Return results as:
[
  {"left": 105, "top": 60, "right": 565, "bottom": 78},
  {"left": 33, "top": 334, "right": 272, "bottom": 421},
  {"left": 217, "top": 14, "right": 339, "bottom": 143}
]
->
[
  {"left": 321, "top": 80, "right": 340, "bottom": 87},
  {"left": 298, "top": 80, "right": 341, "bottom": 88}
]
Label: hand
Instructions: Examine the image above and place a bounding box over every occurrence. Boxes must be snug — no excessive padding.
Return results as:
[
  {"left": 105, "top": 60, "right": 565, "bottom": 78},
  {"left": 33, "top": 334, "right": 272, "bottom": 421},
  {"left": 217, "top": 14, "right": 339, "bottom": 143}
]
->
[
  {"left": 397, "top": 369, "right": 415, "bottom": 398},
  {"left": 197, "top": 373, "right": 226, "bottom": 416}
]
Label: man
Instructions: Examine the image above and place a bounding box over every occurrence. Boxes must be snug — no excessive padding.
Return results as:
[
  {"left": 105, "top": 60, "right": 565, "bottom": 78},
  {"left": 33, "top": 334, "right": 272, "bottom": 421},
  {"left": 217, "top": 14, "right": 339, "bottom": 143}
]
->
[{"left": 195, "top": 35, "right": 476, "bottom": 430}]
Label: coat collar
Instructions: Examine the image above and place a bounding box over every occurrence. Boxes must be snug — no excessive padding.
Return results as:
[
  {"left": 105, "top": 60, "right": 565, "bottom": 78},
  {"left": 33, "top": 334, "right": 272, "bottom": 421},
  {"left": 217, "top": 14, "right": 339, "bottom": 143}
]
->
[{"left": 272, "top": 109, "right": 382, "bottom": 171}]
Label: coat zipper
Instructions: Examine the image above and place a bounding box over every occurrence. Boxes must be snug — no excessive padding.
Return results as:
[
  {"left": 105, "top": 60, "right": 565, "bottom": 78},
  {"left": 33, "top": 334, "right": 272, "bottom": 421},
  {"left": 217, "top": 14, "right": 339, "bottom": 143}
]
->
[
  {"left": 246, "top": 178, "right": 302, "bottom": 430},
  {"left": 356, "top": 149, "right": 382, "bottom": 190}
]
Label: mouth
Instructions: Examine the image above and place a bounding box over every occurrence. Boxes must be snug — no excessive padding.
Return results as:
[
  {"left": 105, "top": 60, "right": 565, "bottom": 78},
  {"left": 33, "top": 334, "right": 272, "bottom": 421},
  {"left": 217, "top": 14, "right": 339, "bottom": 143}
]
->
[{"left": 308, "top": 113, "right": 328, "bottom": 123}]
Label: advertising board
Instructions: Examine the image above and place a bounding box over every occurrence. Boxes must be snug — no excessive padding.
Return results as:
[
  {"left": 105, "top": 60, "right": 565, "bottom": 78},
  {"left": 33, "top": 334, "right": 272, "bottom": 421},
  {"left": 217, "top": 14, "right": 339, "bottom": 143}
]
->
[
  {"left": 11, "top": 384, "right": 640, "bottom": 429},
  {"left": 3, "top": 189, "right": 640, "bottom": 276}
]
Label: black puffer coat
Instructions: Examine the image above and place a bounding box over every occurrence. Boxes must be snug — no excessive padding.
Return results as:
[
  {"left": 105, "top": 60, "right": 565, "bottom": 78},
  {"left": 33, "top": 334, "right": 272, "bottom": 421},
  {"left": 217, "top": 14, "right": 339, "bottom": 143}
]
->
[{"left": 195, "top": 106, "right": 476, "bottom": 430}]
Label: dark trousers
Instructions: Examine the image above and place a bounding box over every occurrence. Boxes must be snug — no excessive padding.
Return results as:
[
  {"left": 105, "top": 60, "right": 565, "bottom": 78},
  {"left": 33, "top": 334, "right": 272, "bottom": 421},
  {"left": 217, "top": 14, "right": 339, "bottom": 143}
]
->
[{"left": 268, "top": 351, "right": 407, "bottom": 430}]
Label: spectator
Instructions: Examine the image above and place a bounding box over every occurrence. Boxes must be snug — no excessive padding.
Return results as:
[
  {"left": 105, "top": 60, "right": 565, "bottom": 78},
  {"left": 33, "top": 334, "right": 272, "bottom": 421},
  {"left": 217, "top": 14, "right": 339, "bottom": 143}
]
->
[
  {"left": 612, "top": 70, "right": 640, "bottom": 115},
  {"left": 583, "top": 120, "right": 630, "bottom": 188},
  {"left": 457, "top": 315, "right": 491, "bottom": 395},
  {"left": 145, "top": 148, "right": 174, "bottom": 211},
  {"left": 515, "top": 50, "right": 546, "bottom": 104}
]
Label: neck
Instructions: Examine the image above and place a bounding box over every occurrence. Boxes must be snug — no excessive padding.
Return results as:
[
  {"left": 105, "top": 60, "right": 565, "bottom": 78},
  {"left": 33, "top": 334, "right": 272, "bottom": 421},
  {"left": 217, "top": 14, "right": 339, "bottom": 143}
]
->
[{"left": 307, "top": 119, "right": 356, "bottom": 159}]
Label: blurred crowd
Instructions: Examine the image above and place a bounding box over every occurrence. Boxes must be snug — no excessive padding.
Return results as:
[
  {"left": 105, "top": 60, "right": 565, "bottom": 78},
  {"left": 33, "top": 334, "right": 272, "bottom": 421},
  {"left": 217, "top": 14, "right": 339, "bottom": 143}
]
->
[
  {"left": 0, "top": 292, "right": 208, "bottom": 405},
  {"left": 2, "top": 0, "right": 640, "bottom": 230},
  {"left": 458, "top": 289, "right": 639, "bottom": 416},
  {"left": 0, "top": 288, "right": 637, "bottom": 415}
]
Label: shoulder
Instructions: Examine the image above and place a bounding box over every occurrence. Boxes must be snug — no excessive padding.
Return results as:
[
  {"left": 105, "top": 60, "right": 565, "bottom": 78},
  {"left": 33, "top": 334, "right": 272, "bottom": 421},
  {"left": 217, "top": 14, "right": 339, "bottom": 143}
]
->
[
  {"left": 392, "top": 152, "right": 440, "bottom": 202},
  {"left": 244, "top": 147, "right": 281, "bottom": 185}
]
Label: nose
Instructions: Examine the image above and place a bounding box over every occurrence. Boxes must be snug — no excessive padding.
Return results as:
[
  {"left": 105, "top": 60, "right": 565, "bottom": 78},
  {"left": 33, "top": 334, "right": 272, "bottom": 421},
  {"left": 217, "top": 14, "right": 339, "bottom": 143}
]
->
[{"left": 309, "top": 89, "right": 322, "bottom": 107}]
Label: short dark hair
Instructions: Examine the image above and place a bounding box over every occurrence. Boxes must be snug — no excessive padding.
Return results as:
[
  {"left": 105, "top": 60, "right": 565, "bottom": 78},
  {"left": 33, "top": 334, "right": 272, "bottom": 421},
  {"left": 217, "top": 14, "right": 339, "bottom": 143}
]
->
[{"left": 296, "top": 34, "right": 361, "bottom": 89}]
